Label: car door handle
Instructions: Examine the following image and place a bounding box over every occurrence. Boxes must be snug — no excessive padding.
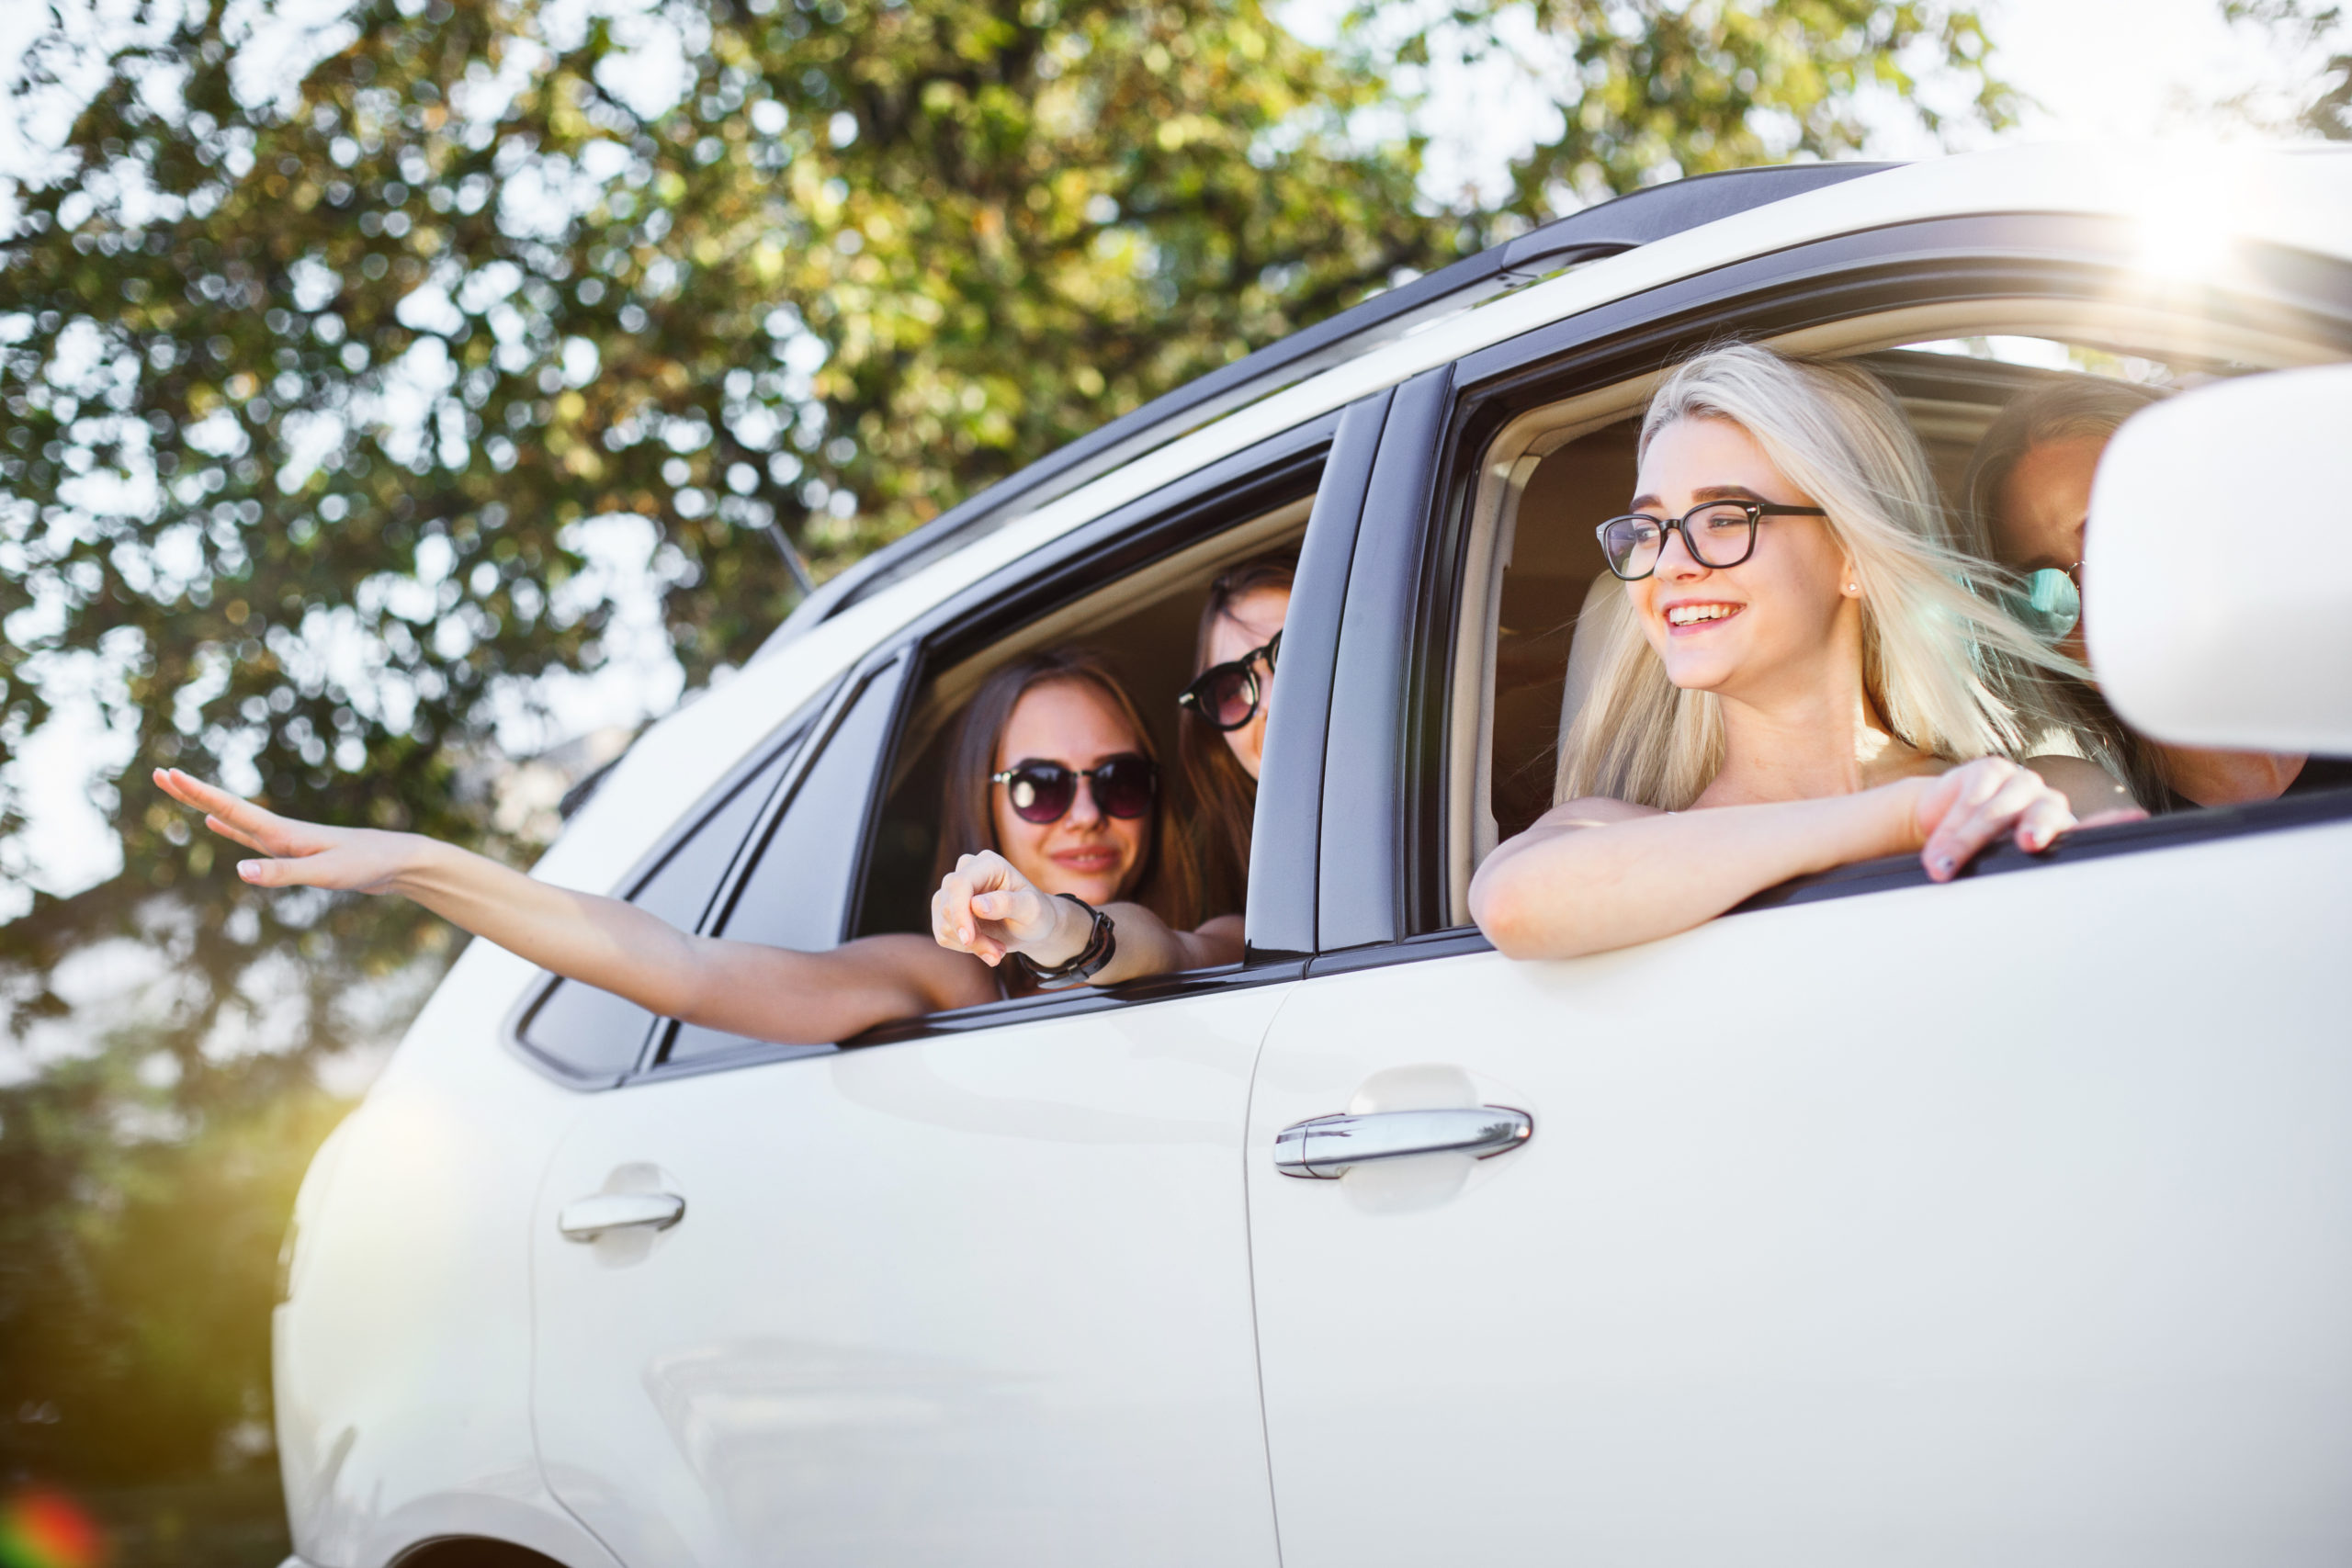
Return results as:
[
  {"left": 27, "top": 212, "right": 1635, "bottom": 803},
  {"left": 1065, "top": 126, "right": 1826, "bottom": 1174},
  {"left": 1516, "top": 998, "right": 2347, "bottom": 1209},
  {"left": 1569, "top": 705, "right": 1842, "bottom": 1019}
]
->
[
  {"left": 558, "top": 1191, "right": 686, "bottom": 1241},
  {"left": 1273, "top": 1106, "right": 1532, "bottom": 1179}
]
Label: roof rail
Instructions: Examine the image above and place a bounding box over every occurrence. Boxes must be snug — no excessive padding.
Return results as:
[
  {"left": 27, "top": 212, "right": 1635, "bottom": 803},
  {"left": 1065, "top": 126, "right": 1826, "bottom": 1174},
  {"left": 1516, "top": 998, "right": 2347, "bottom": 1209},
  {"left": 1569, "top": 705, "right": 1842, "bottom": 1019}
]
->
[{"left": 758, "top": 159, "right": 1900, "bottom": 654}]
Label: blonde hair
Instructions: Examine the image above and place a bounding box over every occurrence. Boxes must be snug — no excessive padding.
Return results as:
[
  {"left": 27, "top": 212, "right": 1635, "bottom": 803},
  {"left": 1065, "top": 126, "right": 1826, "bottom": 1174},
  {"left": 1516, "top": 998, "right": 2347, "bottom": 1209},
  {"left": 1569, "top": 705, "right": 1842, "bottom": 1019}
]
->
[{"left": 1555, "top": 344, "right": 2083, "bottom": 809}]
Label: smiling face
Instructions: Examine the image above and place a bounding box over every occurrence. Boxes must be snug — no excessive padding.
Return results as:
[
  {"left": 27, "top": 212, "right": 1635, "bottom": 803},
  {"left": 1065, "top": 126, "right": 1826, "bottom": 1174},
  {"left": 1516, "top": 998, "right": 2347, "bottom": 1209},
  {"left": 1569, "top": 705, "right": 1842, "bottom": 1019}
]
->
[
  {"left": 1628, "top": 415, "right": 1857, "bottom": 702},
  {"left": 1202, "top": 584, "right": 1289, "bottom": 781},
  {"left": 991, "top": 677, "right": 1150, "bottom": 906}
]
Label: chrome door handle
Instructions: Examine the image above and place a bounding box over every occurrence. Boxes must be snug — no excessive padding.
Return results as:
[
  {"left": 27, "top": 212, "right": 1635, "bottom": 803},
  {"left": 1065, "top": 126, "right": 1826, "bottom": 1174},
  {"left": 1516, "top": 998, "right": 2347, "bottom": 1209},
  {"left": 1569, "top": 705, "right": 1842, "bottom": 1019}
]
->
[
  {"left": 1273, "top": 1106, "right": 1532, "bottom": 1179},
  {"left": 558, "top": 1191, "right": 686, "bottom": 1242}
]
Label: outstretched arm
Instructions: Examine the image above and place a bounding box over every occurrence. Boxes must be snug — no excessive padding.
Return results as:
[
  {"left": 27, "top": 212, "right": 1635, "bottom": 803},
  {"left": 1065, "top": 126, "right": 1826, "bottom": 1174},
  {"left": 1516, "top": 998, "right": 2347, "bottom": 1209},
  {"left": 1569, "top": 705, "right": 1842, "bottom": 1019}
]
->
[
  {"left": 1469, "top": 757, "right": 2087, "bottom": 962},
  {"left": 156, "top": 769, "right": 991, "bottom": 1043},
  {"left": 931, "top": 850, "right": 1244, "bottom": 984}
]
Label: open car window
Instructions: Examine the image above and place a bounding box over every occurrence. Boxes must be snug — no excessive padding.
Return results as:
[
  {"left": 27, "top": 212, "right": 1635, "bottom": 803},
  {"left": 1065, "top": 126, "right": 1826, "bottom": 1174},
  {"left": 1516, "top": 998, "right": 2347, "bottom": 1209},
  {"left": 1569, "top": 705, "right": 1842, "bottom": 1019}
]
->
[
  {"left": 1448, "top": 303, "right": 2352, "bottom": 929},
  {"left": 845, "top": 491, "right": 1314, "bottom": 1034}
]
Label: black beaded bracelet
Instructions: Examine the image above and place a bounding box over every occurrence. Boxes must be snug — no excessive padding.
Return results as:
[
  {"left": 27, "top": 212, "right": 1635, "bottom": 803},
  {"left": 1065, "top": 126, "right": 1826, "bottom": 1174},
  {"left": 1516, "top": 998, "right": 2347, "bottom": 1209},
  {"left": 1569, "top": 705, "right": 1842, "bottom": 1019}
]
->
[{"left": 1013, "top": 894, "right": 1117, "bottom": 989}]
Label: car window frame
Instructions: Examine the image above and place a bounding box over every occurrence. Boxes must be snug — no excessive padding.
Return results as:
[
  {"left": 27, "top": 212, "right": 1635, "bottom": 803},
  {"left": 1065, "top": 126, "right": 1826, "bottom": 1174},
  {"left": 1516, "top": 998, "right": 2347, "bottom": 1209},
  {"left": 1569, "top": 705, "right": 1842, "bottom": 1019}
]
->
[
  {"left": 1308, "top": 209, "right": 2352, "bottom": 975},
  {"left": 636, "top": 651, "right": 915, "bottom": 1079},
  {"left": 842, "top": 406, "right": 1352, "bottom": 1044},
  {"left": 503, "top": 673, "right": 844, "bottom": 1088}
]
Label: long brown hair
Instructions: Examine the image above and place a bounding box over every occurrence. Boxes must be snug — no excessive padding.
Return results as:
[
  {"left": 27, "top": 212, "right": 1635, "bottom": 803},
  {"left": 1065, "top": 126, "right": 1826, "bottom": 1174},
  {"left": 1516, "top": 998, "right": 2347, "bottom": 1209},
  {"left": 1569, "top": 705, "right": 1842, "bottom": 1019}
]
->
[
  {"left": 932, "top": 646, "right": 1201, "bottom": 927},
  {"left": 1180, "top": 551, "right": 1296, "bottom": 919},
  {"left": 1959, "top": 375, "right": 2175, "bottom": 809}
]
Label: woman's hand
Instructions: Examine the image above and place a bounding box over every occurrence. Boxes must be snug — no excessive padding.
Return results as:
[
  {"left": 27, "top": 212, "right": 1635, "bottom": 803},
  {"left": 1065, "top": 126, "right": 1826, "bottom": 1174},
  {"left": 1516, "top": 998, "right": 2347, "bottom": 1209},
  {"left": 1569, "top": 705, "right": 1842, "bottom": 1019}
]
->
[
  {"left": 153, "top": 768, "right": 416, "bottom": 893},
  {"left": 1903, "top": 757, "right": 2080, "bottom": 883},
  {"left": 931, "top": 850, "right": 1084, "bottom": 968}
]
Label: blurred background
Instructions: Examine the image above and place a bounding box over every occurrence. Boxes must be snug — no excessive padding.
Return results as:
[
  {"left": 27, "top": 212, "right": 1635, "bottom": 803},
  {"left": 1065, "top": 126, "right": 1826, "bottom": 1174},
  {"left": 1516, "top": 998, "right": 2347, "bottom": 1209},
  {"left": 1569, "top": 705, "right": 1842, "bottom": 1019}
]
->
[{"left": 0, "top": 0, "right": 2343, "bottom": 1561}]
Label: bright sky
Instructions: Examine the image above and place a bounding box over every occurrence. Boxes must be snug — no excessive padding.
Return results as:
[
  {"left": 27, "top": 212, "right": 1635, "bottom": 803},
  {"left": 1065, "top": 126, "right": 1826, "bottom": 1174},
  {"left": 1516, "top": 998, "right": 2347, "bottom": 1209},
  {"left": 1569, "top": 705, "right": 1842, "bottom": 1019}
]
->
[{"left": 0, "top": 0, "right": 2328, "bottom": 915}]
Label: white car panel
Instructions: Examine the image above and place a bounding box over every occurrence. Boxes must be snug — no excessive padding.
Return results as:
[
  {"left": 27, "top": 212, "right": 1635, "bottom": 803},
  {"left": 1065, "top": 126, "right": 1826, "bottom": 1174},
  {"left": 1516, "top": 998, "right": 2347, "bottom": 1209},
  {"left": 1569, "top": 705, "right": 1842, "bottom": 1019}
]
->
[
  {"left": 530, "top": 986, "right": 1290, "bottom": 1568},
  {"left": 274, "top": 940, "right": 611, "bottom": 1568},
  {"left": 1249, "top": 823, "right": 2352, "bottom": 1566}
]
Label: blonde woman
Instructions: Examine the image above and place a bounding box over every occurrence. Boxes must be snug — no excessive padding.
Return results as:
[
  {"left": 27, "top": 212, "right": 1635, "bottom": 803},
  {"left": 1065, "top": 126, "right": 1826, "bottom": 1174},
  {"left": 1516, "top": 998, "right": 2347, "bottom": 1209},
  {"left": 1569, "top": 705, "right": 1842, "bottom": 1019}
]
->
[{"left": 1470, "top": 344, "right": 2137, "bottom": 962}]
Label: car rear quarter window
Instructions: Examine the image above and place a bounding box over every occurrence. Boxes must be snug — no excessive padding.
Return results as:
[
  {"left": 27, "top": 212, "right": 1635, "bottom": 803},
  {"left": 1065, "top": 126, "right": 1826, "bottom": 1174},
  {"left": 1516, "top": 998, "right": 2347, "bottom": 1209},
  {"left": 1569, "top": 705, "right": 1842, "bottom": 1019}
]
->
[
  {"left": 660, "top": 658, "right": 910, "bottom": 1067},
  {"left": 512, "top": 711, "right": 815, "bottom": 1084}
]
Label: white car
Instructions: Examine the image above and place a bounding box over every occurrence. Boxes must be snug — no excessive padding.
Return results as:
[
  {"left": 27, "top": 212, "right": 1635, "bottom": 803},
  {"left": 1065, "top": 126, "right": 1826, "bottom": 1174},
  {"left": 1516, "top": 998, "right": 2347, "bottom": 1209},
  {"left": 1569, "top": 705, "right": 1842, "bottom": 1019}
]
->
[{"left": 273, "top": 144, "right": 2352, "bottom": 1568}]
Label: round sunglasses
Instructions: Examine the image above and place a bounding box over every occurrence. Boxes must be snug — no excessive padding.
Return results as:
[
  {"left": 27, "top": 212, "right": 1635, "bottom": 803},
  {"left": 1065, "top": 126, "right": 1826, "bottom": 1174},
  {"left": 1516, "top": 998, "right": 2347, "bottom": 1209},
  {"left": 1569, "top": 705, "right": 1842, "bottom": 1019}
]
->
[
  {"left": 990, "top": 753, "right": 1159, "bottom": 825},
  {"left": 1178, "top": 630, "right": 1282, "bottom": 732}
]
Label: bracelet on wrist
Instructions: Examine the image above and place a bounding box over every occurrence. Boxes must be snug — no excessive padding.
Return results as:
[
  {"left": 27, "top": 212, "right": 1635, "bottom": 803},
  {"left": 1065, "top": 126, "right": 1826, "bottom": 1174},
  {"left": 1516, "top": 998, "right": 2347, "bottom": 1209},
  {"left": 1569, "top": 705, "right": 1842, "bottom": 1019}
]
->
[{"left": 1012, "top": 895, "right": 1117, "bottom": 989}]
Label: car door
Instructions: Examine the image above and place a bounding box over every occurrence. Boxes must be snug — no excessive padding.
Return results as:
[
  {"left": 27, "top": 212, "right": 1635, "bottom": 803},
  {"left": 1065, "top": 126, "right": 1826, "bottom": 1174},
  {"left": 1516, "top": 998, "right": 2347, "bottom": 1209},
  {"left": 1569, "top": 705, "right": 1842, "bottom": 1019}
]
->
[
  {"left": 526, "top": 412, "right": 1359, "bottom": 1568},
  {"left": 1246, "top": 229, "right": 2352, "bottom": 1565}
]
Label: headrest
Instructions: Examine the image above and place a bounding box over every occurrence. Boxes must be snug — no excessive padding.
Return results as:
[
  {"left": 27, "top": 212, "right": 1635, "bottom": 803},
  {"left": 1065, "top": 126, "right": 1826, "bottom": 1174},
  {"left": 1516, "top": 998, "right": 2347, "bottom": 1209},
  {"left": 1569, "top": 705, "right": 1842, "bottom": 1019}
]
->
[{"left": 1557, "top": 572, "right": 1630, "bottom": 754}]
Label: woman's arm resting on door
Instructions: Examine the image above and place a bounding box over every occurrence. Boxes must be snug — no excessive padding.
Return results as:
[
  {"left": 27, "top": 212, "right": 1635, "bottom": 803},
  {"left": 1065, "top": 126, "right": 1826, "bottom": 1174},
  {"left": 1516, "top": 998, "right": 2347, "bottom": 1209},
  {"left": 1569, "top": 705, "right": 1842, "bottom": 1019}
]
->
[{"left": 1470, "top": 758, "right": 2081, "bottom": 962}]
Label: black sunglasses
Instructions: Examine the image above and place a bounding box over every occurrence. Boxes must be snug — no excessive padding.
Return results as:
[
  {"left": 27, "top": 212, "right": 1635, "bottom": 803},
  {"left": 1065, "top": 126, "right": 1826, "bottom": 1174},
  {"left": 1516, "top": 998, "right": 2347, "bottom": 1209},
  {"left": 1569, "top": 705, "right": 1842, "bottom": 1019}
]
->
[
  {"left": 1178, "top": 631, "right": 1282, "bottom": 732},
  {"left": 1596, "top": 500, "right": 1827, "bottom": 581},
  {"left": 990, "top": 753, "right": 1159, "bottom": 825}
]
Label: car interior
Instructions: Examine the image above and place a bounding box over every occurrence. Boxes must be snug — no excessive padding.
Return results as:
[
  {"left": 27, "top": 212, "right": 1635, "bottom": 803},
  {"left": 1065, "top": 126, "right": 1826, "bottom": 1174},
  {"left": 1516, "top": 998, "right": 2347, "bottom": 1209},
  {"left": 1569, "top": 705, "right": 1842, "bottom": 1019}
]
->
[{"left": 851, "top": 495, "right": 1312, "bottom": 942}]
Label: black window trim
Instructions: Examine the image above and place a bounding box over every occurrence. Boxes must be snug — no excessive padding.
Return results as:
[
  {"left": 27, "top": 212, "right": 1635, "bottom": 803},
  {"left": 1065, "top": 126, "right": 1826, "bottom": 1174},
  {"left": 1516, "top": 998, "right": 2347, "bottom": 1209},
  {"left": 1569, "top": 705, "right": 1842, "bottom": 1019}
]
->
[
  {"left": 633, "top": 651, "right": 914, "bottom": 1080},
  {"left": 1310, "top": 209, "right": 2352, "bottom": 974},
  {"left": 502, "top": 671, "right": 847, "bottom": 1089}
]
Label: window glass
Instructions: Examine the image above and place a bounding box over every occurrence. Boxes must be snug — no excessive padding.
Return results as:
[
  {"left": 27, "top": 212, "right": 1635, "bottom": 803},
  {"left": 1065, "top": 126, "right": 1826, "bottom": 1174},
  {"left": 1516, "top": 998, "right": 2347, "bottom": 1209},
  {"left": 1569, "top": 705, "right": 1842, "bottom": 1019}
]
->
[
  {"left": 514, "top": 726, "right": 804, "bottom": 1081},
  {"left": 662, "top": 660, "right": 909, "bottom": 1065}
]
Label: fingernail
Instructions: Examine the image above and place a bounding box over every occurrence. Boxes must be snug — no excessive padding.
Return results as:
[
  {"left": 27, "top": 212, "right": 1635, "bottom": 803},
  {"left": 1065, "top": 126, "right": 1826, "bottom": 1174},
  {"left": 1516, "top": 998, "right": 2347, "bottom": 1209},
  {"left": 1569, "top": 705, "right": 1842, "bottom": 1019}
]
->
[
  {"left": 239, "top": 862, "right": 258, "bottom": 880},
  {"left": 1933, "top": 854, "right": 1953, "bottom": 874}
]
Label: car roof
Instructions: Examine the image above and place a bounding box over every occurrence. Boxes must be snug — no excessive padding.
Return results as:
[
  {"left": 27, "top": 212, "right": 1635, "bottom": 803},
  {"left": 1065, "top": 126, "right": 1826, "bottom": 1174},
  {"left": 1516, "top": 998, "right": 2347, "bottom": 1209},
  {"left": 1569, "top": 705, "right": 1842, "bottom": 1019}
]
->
[{"left": 763, "top": 161, "right": 1902, "bottom": 649}]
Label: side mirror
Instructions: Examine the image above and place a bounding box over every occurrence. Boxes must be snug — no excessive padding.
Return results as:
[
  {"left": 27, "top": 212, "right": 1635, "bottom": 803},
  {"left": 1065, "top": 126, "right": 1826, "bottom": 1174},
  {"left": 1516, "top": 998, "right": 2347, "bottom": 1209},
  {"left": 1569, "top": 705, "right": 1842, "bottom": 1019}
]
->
[{"left": 2086, "top": 364, "right": 2352, "bottom": 754}]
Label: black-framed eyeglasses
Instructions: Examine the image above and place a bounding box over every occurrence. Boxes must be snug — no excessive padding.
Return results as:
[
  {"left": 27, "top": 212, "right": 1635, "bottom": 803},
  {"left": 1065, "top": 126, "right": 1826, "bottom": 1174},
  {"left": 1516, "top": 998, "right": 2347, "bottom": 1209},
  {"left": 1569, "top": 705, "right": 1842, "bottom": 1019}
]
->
[
  {"left": 990, "top": 753, "right": 1158, "bottom": 825},
  {"left": 1178, "top": 631, "right": 1282, "bottom": 732},
  {"left": 1595, "top": 500, "right": 1828, "bottom": 581}
]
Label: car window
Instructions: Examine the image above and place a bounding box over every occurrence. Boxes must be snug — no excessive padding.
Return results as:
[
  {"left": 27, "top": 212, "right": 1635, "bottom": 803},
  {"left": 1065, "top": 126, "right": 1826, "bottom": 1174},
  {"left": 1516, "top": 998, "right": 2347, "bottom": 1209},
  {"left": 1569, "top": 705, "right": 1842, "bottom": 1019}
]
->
[
  {"left": 842, "top": 488, "right": 1317, "bottom": 1028},
  {"left": 660, "top": 657, "right": 910, "bottom": 1067},
  {"left": 1437, "top": 306, "right": 2352, "bottom": 931},
  {"left": 514, "top": 723, "right": 809, "bottom": 1082}
]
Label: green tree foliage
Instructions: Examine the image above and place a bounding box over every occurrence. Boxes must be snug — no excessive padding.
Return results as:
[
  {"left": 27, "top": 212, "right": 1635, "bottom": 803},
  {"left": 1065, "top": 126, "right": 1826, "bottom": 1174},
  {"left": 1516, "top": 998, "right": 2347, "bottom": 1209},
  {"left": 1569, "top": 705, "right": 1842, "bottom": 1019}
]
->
[
  {"left": 2223, "top": 0, "right": 2352, "bottom": 138},
  {"left": 0, "top": 0, "right": 2011, "bottom": 1494},
  {"left": 1357, "top": 0, "right": 2008, "bottom": 216},
  {"left": 0, "top": 1032, "right": 344, "bottom": 1483}
]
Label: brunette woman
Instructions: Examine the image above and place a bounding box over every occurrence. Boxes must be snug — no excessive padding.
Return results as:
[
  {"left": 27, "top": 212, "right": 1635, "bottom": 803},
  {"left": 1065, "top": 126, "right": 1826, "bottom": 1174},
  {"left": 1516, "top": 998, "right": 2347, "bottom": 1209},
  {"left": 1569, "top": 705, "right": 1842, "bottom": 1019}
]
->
[
  {"left": 1472, "top": 344, "right": 2137, "bottom": 963},
  {"left": 155, "top": 647, "right": 1188, "bottom": 1043},
  {"left": 932, "top": 555, "right": 1294, "bottom": 979}
]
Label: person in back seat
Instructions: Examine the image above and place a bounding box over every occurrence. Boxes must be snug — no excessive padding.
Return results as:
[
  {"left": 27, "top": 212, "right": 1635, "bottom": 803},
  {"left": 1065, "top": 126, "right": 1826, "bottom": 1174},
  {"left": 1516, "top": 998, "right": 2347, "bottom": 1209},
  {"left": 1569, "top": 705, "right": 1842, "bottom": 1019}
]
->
[
  {"left": 1962, "top": 376, "right": 2352, "bottom": 809},
  {"left": 1471, "top": 343, "right": 2136, "bottom": 962}
]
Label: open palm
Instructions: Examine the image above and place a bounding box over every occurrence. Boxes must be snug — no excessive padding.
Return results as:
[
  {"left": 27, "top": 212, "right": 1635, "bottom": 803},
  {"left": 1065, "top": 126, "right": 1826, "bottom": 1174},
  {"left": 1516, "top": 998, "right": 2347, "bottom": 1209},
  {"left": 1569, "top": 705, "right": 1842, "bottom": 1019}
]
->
[{"left": 153, "top": 768, "right": 411, "bottom": 893}]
